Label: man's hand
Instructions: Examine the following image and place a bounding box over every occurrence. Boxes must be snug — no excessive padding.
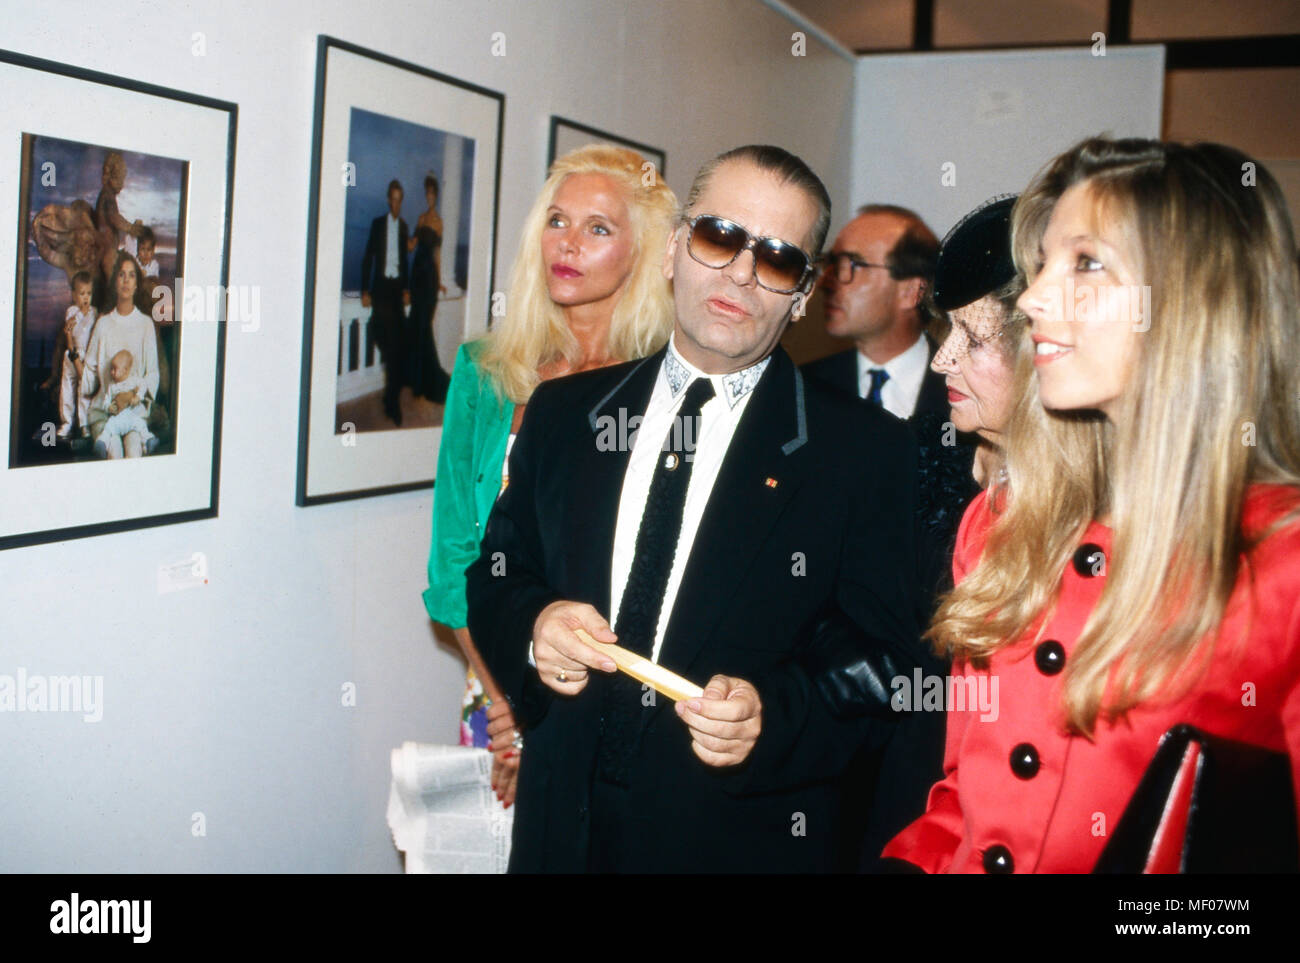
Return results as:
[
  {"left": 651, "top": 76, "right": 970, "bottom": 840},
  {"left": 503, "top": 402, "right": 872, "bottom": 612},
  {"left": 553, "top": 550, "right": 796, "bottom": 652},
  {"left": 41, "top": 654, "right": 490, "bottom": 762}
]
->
[
  {"left": 361, "top": 292, "right": 371, "bottom": 309},
  {"left": 532, "top": 600, "right": 618, "bottom": 695},
  {"left": 675, "top": 675, "right": 762, "bottom": 767},
  {"left": 402, "top": 289, "right": 411, "bottom": 307}
]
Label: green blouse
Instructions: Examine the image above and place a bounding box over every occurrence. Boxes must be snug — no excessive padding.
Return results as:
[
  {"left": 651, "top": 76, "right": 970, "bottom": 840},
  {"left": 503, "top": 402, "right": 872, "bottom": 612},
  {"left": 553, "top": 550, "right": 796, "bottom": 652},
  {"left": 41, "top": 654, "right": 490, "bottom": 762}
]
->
[{"left": 422, "top": 339, "right": 515, "bottom": 630}]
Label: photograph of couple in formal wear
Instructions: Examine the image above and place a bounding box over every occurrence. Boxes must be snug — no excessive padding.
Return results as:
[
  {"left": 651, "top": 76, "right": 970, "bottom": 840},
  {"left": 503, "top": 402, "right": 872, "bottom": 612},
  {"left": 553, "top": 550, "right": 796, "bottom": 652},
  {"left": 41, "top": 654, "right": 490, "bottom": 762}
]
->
[
  {"left": 335, "top": 106, "right": 477, "bottom": 433},
  {"left": 15, "top": 133, "right": 186, "bottom": 466}
]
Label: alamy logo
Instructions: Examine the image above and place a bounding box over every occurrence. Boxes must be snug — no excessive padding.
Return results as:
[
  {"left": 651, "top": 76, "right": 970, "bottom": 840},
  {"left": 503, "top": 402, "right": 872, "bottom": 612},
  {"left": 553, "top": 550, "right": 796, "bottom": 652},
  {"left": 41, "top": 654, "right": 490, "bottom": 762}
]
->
[
  {"left": 50, "top": 893, "right": 150, "bottom": 943},
  {"left": 0, "top": 668, "right": 102, "bottom": 722},
  {"left": 594, "top": 408, "right": 703, "bottom": 461},
  {"left": 890, "top": 669, "right": 999, "bottom": 722}
]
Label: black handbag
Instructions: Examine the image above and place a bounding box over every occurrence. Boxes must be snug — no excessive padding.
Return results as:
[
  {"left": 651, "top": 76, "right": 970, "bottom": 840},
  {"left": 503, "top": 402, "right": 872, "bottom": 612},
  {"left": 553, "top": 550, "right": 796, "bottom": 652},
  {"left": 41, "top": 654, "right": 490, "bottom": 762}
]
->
[{"left": 1093, "top": 723, "right": 1298, "bottom": 873}]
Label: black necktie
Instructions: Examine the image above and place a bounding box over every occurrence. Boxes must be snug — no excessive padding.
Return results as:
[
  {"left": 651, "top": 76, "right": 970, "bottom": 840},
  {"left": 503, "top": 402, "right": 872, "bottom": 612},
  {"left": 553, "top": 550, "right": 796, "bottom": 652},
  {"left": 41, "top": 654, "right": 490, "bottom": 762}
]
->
[
  {"left": 597, "top": 376, "right": 715, "bottom": 786},
  {"left": 866, "top": 368, "right": 889, "bottom": 407}
]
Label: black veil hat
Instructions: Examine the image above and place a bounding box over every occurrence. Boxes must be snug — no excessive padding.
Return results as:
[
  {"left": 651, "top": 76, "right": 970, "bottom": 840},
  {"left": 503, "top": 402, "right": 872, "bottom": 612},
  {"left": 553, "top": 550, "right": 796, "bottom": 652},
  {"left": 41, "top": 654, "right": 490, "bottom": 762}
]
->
[{"left": 932, "top": 194, "right": 1019, "bottom": 311}]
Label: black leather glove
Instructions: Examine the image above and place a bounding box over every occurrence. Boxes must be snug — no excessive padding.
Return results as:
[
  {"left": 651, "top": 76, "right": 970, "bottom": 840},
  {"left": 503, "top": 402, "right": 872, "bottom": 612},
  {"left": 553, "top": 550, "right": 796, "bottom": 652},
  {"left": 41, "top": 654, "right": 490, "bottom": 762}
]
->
[{"left": 793, "top": 603, "right": 915, "bottom": 721}]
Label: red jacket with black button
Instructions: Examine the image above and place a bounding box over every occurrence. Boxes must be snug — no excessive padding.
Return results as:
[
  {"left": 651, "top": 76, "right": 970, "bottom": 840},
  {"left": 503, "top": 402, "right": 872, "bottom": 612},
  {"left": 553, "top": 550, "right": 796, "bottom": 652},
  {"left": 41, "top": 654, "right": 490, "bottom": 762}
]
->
[{"left": 883, "top": 484, "right": 1300, "bottom": 873}]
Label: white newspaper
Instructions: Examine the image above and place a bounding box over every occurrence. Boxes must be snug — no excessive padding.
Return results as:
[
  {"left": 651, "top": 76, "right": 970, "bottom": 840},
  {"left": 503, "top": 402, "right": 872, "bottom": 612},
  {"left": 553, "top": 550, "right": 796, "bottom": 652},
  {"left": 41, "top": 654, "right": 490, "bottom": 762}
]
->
[{"left": 387, "top": 742, "right": 513, "bottom": 874}]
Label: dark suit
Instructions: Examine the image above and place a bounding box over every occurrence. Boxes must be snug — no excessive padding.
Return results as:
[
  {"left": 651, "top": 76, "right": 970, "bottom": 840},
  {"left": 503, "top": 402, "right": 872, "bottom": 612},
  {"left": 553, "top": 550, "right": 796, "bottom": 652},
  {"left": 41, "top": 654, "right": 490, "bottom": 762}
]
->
[
  {"left": 466, "top": 345, "right": 926, "bottom": 873},
  {"left": 802, "top": 335, "right": 971, "bottom": 869},
  {"left": 801, "top": 335, "right": 949, "bottom": 420},
  {"left": 360, "top": 213, "right": 409, "bottom": 416}
]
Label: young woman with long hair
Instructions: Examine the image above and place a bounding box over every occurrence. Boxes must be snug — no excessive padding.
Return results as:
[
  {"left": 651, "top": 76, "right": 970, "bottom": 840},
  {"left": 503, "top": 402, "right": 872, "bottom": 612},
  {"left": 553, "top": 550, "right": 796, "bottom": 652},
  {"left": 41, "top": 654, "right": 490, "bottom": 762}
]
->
[{"left": 885, "top": 136, "right": 1300, "bottom": 873}]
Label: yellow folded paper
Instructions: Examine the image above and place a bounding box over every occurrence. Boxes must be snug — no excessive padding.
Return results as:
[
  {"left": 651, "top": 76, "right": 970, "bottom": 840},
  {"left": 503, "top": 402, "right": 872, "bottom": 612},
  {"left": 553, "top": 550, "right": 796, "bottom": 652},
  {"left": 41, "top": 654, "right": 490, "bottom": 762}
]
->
[{"left": 574, "top": 628, "right": 704, "bottom": 702}]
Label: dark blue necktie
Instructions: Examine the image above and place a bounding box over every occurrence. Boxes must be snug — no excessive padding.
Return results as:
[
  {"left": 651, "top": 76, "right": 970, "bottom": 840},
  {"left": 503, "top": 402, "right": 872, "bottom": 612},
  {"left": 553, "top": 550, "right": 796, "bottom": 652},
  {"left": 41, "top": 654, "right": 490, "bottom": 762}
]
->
[
  {"left": 866, "top": 368, "right": 889, "bottom": 407},
  {"left": 597, "top": 376, "right": 715, "bottom": 786}
]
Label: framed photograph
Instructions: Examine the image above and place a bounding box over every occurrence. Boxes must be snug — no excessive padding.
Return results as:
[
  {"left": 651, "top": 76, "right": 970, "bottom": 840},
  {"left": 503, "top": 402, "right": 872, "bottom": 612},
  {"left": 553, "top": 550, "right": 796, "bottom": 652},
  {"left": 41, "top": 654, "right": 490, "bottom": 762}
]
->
[
  {"left": 1, "top": 48, "right": 235, "bottom": 551},
  {"left": 547, "top": 115, "right": 665, "bottom": 180},
  {"left": 298, "top": 36, "right": 504, "bottom": 505}
]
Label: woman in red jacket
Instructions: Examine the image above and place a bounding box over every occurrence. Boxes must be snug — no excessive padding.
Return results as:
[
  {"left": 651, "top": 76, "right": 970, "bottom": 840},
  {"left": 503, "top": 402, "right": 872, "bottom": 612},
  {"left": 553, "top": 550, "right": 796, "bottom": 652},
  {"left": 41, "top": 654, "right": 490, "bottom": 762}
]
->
[{"left": 884, "top": 136, "right": 1300, "bottom": 873}]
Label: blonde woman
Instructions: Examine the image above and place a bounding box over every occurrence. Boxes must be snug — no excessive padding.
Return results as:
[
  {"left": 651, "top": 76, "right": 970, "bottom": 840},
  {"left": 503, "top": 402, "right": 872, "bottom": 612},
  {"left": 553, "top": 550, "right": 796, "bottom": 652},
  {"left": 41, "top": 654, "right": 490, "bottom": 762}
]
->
[
  {"left": 423, "top": 145, "right": 677, "bottom": 807},
  {"left": 884, "top": 137, "right": 1300, "bottom": 873}
]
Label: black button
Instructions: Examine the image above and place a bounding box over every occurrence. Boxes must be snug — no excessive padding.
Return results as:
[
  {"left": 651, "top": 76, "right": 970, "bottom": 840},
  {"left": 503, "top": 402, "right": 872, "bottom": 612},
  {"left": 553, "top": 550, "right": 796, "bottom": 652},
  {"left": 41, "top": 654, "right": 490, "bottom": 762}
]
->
[
  {"left": 1035, "top": 640, "right": 1066, "bottom": 675},
  {"left": 983, "top": 845, "right": 1014, "bottom": 873},
  {"left": 1010, "top": 743, "right": 1040, "bottom": 779},
  {"left": 1073, "top": 543, "right": 1106, "bottom": 577}
]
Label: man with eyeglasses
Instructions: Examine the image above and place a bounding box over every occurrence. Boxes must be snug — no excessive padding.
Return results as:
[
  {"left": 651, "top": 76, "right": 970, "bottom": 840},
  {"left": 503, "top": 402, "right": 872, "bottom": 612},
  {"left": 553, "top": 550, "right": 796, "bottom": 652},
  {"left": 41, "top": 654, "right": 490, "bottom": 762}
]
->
[
  {"left": 467, "top": 145, "right": 926, "bottom": 873},
  {"left": 804, "top": 205, "right": 949, "bottom": 421}
]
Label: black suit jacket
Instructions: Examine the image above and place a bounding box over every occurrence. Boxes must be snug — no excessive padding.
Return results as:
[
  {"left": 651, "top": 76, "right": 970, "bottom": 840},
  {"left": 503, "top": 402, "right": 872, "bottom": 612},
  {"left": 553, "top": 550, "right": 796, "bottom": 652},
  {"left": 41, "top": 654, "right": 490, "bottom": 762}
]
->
[
  {"left": 466, "top": 345, "right": 925, "bottom": 873},
  {"left": 802, "top": 336, "right": 971, "bottom": 867},
  {"left": 801, "top": 335, "right": 948, "bottom": 420},
  {"left": 360, "top": 213, "right": 409, "bottom": 295}
]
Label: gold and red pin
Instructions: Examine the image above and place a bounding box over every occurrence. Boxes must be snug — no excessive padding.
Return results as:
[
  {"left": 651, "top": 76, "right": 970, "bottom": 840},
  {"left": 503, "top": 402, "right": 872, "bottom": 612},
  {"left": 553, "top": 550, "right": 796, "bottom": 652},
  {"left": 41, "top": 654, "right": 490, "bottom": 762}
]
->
[{"left": 764, "top": 476, "right": 779, "bottom": 489}]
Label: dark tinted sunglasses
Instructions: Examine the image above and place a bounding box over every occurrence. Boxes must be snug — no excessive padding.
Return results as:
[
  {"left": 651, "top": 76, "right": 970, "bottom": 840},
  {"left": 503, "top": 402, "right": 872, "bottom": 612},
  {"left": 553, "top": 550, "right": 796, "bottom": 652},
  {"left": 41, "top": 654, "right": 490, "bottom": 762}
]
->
[{"left": 683, "top": 214, "right": 816, "bottom": 295}]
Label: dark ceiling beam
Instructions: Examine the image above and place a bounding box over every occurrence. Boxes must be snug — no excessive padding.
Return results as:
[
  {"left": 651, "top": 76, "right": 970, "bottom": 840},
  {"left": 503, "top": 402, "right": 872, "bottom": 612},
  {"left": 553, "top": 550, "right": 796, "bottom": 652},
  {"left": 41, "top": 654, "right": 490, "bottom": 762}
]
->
[
  {"left": 913, "top": 0, "right": 934, "bottom": 51},
  {"left": 859, "top": 34, "right": 1300, "bottom": 70},
  {"left": 1166, "top": 35, "right": 1300, "bottom": 70},
  {"left": 1107, "top": 0, "right": 1132, "bottom": 45}
]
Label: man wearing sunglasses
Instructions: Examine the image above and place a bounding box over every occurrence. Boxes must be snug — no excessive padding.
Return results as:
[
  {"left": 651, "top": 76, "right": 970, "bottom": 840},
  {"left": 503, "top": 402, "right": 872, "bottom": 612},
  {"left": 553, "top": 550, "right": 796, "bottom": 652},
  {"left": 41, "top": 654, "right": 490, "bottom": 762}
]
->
[
  {"left": 467, "top": 146, "right": 925, "bottom": 873},
  {"left": 803, "top": 205, "right": 949, "bottom": 421}
]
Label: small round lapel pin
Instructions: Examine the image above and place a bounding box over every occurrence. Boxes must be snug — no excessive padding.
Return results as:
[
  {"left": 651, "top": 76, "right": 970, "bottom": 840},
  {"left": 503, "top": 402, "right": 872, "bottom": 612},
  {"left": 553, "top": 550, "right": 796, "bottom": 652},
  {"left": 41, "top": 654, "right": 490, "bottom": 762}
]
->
[{"left": 663, "top": 453, "right": 679, "bottom": 471}]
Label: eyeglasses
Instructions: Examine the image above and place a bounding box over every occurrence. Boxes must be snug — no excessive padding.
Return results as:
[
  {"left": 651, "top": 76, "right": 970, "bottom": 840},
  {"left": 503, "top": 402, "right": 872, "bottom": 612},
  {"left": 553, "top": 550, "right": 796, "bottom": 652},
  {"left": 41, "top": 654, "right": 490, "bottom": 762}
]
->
[
  {"left": 683, "top": 214, "right": 816, "bottom": 295},
  {"left": 821, "top": 251, "right": 891, "bottom": 285}
]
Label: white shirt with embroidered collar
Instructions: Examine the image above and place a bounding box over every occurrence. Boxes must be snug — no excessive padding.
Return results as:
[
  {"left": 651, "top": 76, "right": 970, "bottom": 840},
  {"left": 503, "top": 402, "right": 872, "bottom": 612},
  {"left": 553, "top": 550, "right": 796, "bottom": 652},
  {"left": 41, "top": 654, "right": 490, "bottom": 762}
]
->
[
  {"left": 609, "top": 333, "right": 769, "bottom": 663},
  {"left": 526, "top": 334, "right": 770, "bottom": 670}
]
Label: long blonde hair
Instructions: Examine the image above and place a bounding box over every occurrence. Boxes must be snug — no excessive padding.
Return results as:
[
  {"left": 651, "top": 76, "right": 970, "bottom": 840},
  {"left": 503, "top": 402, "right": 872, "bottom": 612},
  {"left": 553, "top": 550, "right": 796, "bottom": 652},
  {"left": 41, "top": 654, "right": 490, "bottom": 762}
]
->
[
  {"left": 480, "top": 144, "right": 677, "bottom": 402},
  {"left": 930, "top": 137, "right": 1300, "bottom": 735}
]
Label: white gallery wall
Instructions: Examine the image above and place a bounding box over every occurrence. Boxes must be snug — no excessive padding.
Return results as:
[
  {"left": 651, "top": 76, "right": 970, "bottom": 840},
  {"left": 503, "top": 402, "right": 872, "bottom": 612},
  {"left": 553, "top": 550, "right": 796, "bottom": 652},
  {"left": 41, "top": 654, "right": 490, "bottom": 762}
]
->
[
  {"left": 850, "top": 46, "right": 1165, "bottom": 241},
  {"left": 0, "top": 0, "right": 855, "bottom": 871}
]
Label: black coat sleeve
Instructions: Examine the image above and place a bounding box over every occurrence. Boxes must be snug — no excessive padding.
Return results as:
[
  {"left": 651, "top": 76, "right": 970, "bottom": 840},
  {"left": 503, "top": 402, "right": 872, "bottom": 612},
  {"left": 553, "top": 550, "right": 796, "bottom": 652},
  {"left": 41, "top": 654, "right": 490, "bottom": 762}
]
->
[
  {"left": 465, "top": 383, "right": 564, "bottom": 725},
  {"left": 360, "top": 218, "right": 378, "bottom": 295},
  {"left": 722, "top": 411, "right": 926, "bottom": 795},
  {"left": 398, "top": 218, "right": 410, "bottom": 292}
]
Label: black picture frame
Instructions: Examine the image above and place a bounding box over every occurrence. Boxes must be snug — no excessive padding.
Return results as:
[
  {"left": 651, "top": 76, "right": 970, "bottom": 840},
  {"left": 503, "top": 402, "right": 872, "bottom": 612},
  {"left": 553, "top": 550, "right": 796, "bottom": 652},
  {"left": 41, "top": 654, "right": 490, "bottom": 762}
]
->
[
  {"left": 297, "top": 36, "right": 505, "bottom": 506},
  {"left": 0, "top": 47, "right": 236, "bottom": 551},
  {"left": 547, "top": 115, "right": 666, "bottom": 179}
]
